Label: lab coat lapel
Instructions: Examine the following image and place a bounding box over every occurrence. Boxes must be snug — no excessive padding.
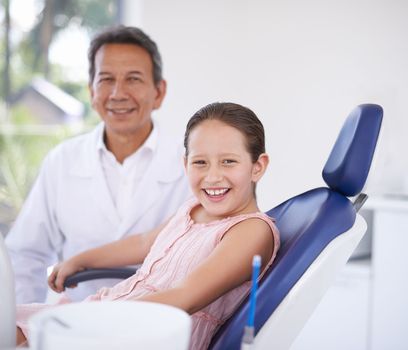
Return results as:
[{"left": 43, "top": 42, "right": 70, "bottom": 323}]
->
[
  {"left": 118, "top": 169, "right": 161, "bottom": 235},
  {"left": 117, "top": 125, "right": 184, "bottom": 236},
  {"left": 90, "top": 162, "right": 121, "bottom": 227},
  {"left": 71, "top": 123, "right": 120, "bottom": 227}
]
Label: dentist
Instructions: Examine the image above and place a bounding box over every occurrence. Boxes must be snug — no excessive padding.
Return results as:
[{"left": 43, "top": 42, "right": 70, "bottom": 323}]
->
[{"left": 5, "top": 26, "right": 190, "bottom": 303}]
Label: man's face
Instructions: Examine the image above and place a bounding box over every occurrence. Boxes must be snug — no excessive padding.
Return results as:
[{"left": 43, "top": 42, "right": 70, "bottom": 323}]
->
[{"left": 89, "top": 43, "right": 166, "bottom": 141}]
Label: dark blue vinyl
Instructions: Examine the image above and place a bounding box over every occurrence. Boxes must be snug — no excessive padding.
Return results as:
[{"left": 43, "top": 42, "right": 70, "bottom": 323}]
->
[
  {"left": 322, "top": 104, "right": 383, "bottom": 196},
  {"left": 209, "top": 104, "right": 382, "bottom": 349},
  {"left": 209, "top": 188, "right": 355, "bottom": 349}
]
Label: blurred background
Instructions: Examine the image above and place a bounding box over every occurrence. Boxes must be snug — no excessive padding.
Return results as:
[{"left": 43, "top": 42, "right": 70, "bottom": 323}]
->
[
  {"left": 1, "top": 0, "right": 407, "bottom": 349},
  {"left": 1, "top": 0, "right": 407, "bottom": 228},
  {"left": 0, "top": 0, "right": 120, "bottom": 234}
]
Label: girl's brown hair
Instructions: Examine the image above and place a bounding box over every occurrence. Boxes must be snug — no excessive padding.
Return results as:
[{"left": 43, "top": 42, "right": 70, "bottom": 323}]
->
[{"left": 184, "top": 102, "right": 265, "bottom": 163}]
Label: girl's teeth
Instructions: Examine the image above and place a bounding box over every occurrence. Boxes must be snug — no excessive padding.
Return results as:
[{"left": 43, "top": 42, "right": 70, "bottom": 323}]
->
[{"left": 205, "top": 189, "right": 228, "bottom": 196}]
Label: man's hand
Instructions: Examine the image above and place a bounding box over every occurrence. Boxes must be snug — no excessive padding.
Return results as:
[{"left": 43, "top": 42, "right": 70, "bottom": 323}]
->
[{"left": 48, "top": 259, "right": 84, "bottom": 293}]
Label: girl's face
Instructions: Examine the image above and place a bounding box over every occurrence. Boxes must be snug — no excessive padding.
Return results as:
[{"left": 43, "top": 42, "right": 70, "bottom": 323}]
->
[{"left": 185, "top": 119, "right": 268, "bottom": 222}]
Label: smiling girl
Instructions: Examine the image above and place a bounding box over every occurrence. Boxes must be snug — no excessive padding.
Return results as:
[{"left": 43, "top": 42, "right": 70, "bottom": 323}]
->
[{"left": 16, "top": 102, "right": 280, "bottom": 350}]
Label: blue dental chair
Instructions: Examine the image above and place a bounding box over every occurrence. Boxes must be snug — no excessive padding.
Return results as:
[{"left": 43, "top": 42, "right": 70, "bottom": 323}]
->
[{"left": 63, "top": 104, "right": 383, "bottom": 349}]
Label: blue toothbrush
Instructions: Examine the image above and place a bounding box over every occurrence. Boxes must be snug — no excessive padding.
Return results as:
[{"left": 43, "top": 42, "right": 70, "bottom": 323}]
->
[{"left": 241, "top": 255, "right": 262, "bottom": 349}]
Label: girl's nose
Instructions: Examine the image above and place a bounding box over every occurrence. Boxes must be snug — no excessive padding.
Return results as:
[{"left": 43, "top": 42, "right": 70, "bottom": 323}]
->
[{"left": 205, "top": 165, "right": 223, "bottom": 183}]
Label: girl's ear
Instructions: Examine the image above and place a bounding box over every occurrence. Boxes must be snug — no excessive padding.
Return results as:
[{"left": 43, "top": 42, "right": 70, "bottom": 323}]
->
[
  {"left": 252, "top": 153, "right": 269, "bottom": 182},
  {"left": 183, "top": 156, "right": 188, "bottom": 172}
]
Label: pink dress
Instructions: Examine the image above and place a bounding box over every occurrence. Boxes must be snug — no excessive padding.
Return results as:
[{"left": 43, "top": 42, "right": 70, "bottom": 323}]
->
[{"left": 17, "top": 198, "right": 280, "bottom": 350}]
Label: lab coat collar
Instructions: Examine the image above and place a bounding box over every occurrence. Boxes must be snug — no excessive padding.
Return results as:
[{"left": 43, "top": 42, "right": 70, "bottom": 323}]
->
[{"left": 96, "top": 121, "right": 159, "bottom": 161}]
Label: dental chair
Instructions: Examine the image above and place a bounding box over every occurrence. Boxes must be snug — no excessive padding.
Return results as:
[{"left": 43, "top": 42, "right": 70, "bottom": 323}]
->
[
  {"left": 209, "top": 103, "right": 382, "bottom": 349},
  {"left": 64, "top": 104, "right": 383, "bottom": 349}
]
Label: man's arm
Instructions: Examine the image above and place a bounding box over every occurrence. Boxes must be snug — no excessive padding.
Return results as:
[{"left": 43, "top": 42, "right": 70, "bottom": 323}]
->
[
  {"left": 48, "top": 220, "right": 166, "bottom": 293},
  {"left": 5, "top": 155, "right": 62, "bottom": 303}
]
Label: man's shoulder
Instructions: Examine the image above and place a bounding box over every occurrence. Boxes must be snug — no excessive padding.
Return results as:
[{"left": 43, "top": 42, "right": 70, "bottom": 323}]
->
[
  {"left": 43, "top": 125, "right": 100, "bottom": 168},
  {"left": 51, "top": 125, "right": 99, "bottom": 154},
  {"left": 154, "top": 123, "right": 184, "bottom": 158},
  {"left": 151, "top": 124, "right": 184, "bottom": 179}
]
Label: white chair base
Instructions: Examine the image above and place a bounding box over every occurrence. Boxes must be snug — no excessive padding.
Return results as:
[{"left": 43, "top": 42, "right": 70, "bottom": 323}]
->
[{"left": 254, "top": 214, "right": 367, "bottom": 349}]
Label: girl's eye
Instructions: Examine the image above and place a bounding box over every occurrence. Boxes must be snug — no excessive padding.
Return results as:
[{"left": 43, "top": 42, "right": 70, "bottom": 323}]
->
[
  {"left": 192, "top": 160, "right": 206, "bottom": 166},
  {"left": 222, "top": 159, "right": 236, "bottom": 165}
]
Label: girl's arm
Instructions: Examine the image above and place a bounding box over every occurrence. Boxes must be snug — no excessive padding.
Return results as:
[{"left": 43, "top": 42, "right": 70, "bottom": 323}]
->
[
  {"left": 138, "top": 218, "right": 275, "bottom": 314},
  {"left": 17, "top": 326, "right": 27, "bottom": 346},
  {"left": 48, "top": 220, "right": 168, "bottom": 293}
]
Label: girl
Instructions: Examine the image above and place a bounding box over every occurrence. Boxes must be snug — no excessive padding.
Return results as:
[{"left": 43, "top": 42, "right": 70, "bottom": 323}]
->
[{"left": 16, "top": 102, "right": 280, "bottom": 349}]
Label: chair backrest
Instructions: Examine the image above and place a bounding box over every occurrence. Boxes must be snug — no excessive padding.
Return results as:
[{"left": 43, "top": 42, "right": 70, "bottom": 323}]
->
[{"left": 209, "top": 104, "right": 383, "bottom": 350}]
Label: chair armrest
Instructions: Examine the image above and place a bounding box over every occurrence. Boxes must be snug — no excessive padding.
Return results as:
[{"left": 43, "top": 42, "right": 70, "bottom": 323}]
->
[{"left": 63, "top": 267, "right": 137, "bottom": 287}]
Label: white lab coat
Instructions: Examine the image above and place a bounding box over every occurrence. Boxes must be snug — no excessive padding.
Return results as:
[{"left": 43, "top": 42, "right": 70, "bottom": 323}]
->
[{"left": 5, "top": 122, "right": 191, "bottom": 303}]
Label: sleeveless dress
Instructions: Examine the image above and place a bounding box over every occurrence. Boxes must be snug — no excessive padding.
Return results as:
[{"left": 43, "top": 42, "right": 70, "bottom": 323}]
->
[{"left": 17, "top": 197, "right": 280, "bottom": 350}]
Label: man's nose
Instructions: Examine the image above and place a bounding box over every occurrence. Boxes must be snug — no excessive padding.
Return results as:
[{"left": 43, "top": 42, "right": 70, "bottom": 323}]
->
[{"left": 110, "top": 80, "right": 128, "bottom": 100}]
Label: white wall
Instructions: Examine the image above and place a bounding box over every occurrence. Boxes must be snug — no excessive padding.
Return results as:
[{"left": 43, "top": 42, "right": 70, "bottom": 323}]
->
[{"left": 124, "top": 0, "right": 408, "bottom": 210}]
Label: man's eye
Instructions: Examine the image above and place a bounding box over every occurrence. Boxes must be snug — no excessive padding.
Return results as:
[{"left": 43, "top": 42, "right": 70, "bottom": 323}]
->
[
  {"left": 129, "top": 76, "right": 141, "bottom": 82},
  {"left": 99, "top": 77, "right": 113, "bottom": 83}
]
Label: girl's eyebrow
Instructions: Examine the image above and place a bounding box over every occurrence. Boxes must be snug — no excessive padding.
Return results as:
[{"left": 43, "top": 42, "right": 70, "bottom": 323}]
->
[
  {"left": 189, "top": 152, "right": 242, "bottom": 159},
  {"left": 221, "top": 153, "right": 241, "bottom": 157},
  {"left": 216, "top": 152, "right": 242, "bottom": 158},
  {"left": 188, "top": 154, "right": 205, "bottom": 159}
]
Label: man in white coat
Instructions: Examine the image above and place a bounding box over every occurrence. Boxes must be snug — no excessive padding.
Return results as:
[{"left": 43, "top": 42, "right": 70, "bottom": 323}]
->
[{"left": 5, "top": 26, "right": 190, "bottom": 303}]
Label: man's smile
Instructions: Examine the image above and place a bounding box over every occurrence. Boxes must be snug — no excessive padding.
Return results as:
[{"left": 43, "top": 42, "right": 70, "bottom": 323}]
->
[{"left": 107, "top": 107, "right": 136, "bottom": 114}]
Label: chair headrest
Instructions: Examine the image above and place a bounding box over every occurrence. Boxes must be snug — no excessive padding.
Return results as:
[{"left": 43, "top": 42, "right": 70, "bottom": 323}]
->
[{"left": 322, "top": 104, "right": 383, "bottom": 197}]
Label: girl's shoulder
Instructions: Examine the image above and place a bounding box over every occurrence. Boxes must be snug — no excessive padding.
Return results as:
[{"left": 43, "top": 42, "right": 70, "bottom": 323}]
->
[
  {"left": 228, "top": 211, "right": 277, "bottom": 231},
  {"left": 220, "top": 211, "right": 280, "bottom": 247}
]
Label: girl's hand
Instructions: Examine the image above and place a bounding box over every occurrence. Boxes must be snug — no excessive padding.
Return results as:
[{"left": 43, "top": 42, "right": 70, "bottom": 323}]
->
[{"left": 48, "top": 258, "right": 84, "bottom": 293}]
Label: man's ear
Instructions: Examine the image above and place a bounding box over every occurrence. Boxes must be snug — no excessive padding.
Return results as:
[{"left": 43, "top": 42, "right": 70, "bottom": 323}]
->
[
  {"left": 153, "top": 80, "right": 167, "bottom": 110},
  {"left": 252, "top": 153, "right": 269, "bottom": 182},
  {"left": 88, "top": 83, "right": 95, "bottom": 107}
]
